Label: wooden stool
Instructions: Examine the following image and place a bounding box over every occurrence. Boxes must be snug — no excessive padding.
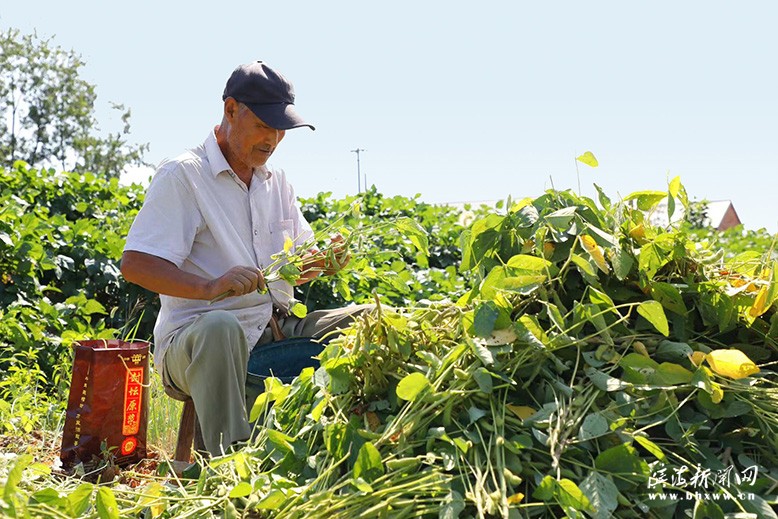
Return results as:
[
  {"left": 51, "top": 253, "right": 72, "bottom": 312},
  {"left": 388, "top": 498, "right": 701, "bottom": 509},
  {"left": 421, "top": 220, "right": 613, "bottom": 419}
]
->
[{"left": 164, "top": 386, "right": 205, "bottom": 463}]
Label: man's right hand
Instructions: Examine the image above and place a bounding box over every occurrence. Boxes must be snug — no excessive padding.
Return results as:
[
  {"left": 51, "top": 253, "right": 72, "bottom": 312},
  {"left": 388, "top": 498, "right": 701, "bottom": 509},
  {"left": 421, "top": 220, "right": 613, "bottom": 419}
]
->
[{"left": 207, "top": 266, "right": 266, "bottom": 301}]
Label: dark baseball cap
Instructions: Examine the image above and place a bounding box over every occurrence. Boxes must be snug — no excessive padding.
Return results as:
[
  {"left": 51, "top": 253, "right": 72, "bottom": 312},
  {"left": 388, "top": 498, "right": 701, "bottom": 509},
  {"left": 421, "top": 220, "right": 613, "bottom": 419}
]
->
[{"left": 222, "top": 61, "right": 315, "bottom": 131}]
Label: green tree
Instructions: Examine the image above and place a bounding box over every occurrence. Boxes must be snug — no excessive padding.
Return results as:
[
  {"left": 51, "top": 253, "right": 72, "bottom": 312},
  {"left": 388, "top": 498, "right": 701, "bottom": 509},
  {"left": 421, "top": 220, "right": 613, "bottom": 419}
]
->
[
  {"left": 0, "top": 28, "right": 148, "bottom": 178},
  {"left": 685, "top": 199, "right": 710, "bottom": 229}
]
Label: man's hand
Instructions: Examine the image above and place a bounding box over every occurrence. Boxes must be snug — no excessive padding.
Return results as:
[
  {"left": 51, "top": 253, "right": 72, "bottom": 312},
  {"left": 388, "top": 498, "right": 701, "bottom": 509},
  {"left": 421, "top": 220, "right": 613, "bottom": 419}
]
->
[
  {"left": 207, "top": 266, "right": 266, "bottom": 301},
  {"left": 295, "top": 234, "right": 351, "bottom": 286}
]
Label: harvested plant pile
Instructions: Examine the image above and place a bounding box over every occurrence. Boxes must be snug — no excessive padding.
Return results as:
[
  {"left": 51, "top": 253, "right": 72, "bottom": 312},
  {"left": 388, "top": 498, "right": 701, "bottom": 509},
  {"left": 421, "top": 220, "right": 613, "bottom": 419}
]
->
[
  {"left": 220, "top": 183, "right": 778, "bottom": 518},
  {"left": 4, "top": 182, "right": 778, "bottom": 518}
]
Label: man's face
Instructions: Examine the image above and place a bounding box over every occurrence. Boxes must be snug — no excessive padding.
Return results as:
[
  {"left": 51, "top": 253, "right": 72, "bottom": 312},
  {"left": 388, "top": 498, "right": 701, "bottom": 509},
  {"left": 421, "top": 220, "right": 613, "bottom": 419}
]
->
[{"left": 225, "top": 100, "right": 286, "bottom": 171}]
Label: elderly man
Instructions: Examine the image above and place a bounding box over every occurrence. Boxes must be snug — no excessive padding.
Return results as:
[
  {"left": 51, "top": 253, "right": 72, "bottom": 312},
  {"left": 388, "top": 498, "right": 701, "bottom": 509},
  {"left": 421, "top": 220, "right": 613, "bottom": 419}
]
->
[{"left": 121, "top": 61, "right": 362, "bottom": 455}]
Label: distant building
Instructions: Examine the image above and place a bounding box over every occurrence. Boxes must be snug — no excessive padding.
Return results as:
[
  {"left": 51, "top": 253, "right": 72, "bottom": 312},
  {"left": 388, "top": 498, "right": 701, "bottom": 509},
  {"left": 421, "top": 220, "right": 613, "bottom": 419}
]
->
[{"left": 703, "top": 200, "right": 742, "bottom": 230}]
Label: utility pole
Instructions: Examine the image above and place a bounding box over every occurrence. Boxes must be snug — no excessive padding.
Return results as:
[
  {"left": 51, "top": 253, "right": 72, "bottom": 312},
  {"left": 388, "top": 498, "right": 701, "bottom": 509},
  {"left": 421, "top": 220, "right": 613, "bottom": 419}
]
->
[{"left": 351, "top": 148, "right": 365, "bottom": 193}]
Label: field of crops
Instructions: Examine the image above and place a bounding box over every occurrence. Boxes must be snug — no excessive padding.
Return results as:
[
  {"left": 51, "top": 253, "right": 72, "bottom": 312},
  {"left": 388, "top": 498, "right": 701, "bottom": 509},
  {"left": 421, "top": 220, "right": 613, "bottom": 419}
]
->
[{"left": 2, "top": 166, "right": 778, "bottom": 518}]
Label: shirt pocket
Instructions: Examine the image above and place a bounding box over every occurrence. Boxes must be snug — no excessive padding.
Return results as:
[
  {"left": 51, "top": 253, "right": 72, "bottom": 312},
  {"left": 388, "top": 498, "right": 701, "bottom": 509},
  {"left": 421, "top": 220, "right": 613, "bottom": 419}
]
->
[{"left": 268, "top": 219, "right": 295, "bottom": 253}]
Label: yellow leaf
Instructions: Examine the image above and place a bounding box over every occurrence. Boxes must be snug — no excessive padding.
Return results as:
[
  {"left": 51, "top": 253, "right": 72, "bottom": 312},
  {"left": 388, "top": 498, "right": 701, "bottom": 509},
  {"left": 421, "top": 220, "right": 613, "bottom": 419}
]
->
[
  {"left": 711, "top": 383, "right": 724, "bottom": 404},
  {"left": 749, "top": 285, "right": 769, "bottom": 317},
  {"left": 576, "top": 151, "right": 599, "bottom": 168},
  {"left": 139, "top": 483, "right": 166, "bottom": 518},
  {"left": 668, "top": 176, "right": 682, "bottom": 199},
  {"left": 543, "top": 242, "right": 555, "bottom": 260},
  {"left": 706, "top": 349, "right": 760, "bottom": 380},
  {"left": 690, "top": 351, "right": 706, "bottom": 367},
  {"left": 507, "top": 405, "right": 536, "bottom": 420},
  {"left": 507, "top": 493, "right": 525, "bottom": 505},
  {"left": 628, "top": 223, "right": 646, "bottom": 243},
  {"left": 579, "top": 235, "right": 610, "bottom": 273},
  {"left": 283, "top": 236, "right": 294, "bottom": 254}
]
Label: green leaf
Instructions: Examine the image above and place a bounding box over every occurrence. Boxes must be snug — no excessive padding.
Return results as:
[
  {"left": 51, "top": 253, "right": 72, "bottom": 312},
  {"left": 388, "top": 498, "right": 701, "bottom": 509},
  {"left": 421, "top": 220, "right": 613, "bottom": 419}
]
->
[
  {"left": 623, "top": 190, "right": 667, "bottom": 211},
  {"left": 351, "top": 478, "right": 374, "bottom": 492},
  {"left": 579, "top": 413, "right": 609, "bottom": 441},
  {"left": 473, "top": 302, "right": 500, "bottom": 338},
  {"left": 506, "top": 254, "right": 554, "bottom": 272},
  {"left": 585, "top": 367, "right": 630, "bottom": 392},
  {"left": 82, "top": 298, "right": 107, "bottom": 315},
  {"left": 478, "top": 266, "right": 510, "bottom": 300},
  {"left": 586, "top": 224, "right": 619, "bottom": 248},
  {"left": 619, "top": 352, "right": 660, "bottom": 371},
  {"left": 610, "top": 247, "right": 634, "bottom": 281},
  {"left": 667, "top": 191, "right": 676, "bottom": 219},
  {"left": 96, "top": 487, "right": 120, "bottom": 519},
  {"left": 29, "top": 488, "right": 64, "bottom": 506},
  {"left": 650, "top": 282, "right": 687, "bottom": 315},
  {"left": 545, "top": 207, "right": 577, "bottom": 229},
  {"left": 324, "top": 422, "right": 354, "bottom": 459},
  {"left": 395, "top": 217, "right": 429, "bottom": 256},
  {"left": 556, "top": 478, "right": 593, "bottom": 512},
  {"left": 741, "top": 495, "right": 778, "bottom": 519},
  {"left": 634, "top": 435, "right": 666, "bottom": 461},
  {"left": 638, "top": 241, "right": 672, "bottom": 280},
  {"left": 250, "top": 392, "right": 271, "bottom": 422},
  {"left": 637, "top": 300, "right": 669, "bottom": 336},
  {"left": 619, "top": 353, "right": 659, "bottom": 384},
  {"left": 655, "top": 340, "right": 693, "bottom": 363},
  {"left": 693, "top": 500, "right": 725, "bottom": 519},
  {"left": 594, "top": 443, "right": 650, "bottom": 490},
  {"left": 396, "top": 372, "right": 431, "bottom": 401},
  {"left": 580, "top": 472, "right": 619, "bottom": 519},
  {"left": 521, "top": 314, "right": 552, "bottom": 343},
  {"left": 353, "top": 442, "right": 384, "bottom": 482},
  {"left": 649, "top": 363, "right": 693, "bottom": 385},
  {"left": 594, "top": 184, "right": 612, "bottom": 211},
  {"left": 498, "top": 275, "right": 547, "bottom": 295},
  {"left": 229, "top": 482, "right": 253, "bottom": 498},
  {"left": 67, "top": 483, "right": 94, "bottom": 517},
  {"left": 533, "top": 475, "right": 557, "bottom": 500},
  {"left": 704, "top": 291, "right": 736, "bottom": 332},
  {"left": 669, "top": 176, "right": 688, "bottom": 210},
  {"left": 468, "top": 336, "right": 495, "bottom": 366},
  {"left": 440, "top": 491, "right": 466, "bottom": 519},
  {"left": 467, "top": 406, "right": 488, "bottom": 425},
  {"left": 571, "top": 253, "right": 599, "bottom": 284},
  {"left": 473, "top": 367, "right": 493, "bottom": 394},
  {"left": 588, "top": 287, "right": 616, "bottom": 310},
  {"left": 290, "top": 302, "right": 308, "bottom": 318},
  {"left": 267, "top": 429, "right": 296, "bottom": 453},
  {"left": 278, "top": 262, "right": 301, "bottom": 283},
  {"left": 533, "top": 476, "right": 593, "bottom": 512},
  {"left": 3, "top": 454, "right": 32, "bottom": 502},
  {"left": 256, "top": 490, "right": 286, "bottom": 510}
]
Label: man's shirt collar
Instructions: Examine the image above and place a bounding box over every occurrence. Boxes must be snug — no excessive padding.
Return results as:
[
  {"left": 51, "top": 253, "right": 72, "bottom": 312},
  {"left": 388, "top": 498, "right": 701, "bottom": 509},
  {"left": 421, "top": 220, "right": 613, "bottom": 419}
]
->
[{"left": 204, "top": 129, "right": 272, "bottom": 181}]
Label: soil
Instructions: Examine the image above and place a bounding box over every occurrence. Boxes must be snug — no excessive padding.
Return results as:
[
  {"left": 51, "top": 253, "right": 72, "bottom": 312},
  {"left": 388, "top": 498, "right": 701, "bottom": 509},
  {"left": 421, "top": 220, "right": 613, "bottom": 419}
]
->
[{"left": 1, "top": 432, "right": 165, "bottom": 485}]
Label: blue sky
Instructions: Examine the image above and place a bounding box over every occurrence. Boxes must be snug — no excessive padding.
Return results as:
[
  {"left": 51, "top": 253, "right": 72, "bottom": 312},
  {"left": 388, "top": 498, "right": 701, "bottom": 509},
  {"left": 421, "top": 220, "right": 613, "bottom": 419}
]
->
[{"left": 3, "top": 1, "right": 777, "bottom": 231}]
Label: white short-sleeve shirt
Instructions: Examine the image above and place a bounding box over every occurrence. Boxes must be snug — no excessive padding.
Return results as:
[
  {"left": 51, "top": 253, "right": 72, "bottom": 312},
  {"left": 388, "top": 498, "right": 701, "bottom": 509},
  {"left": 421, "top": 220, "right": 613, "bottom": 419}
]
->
[{"left": 124, "top": 130, "right": 314, "bottom": 368}]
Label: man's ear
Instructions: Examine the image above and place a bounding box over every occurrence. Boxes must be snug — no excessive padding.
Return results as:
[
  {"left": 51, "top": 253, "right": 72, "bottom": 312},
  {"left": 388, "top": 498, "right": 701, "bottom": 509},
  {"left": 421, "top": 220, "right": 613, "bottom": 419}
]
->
[{"left": 223, "top": 97, "right": 239, "bottom": 121}]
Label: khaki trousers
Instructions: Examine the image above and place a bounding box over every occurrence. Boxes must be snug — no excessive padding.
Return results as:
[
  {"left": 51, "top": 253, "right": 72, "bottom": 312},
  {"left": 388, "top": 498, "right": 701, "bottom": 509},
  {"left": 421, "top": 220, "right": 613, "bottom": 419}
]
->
[{"left": 162, "top": 304, "right": 372, "bottom": 455}]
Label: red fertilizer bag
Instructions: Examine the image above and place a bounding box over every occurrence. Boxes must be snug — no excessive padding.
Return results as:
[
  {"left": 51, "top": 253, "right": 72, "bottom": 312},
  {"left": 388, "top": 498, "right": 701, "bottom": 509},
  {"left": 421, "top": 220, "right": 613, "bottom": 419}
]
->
[{"left": 60, "top": 339, "right": 150, "bottom": 469}]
